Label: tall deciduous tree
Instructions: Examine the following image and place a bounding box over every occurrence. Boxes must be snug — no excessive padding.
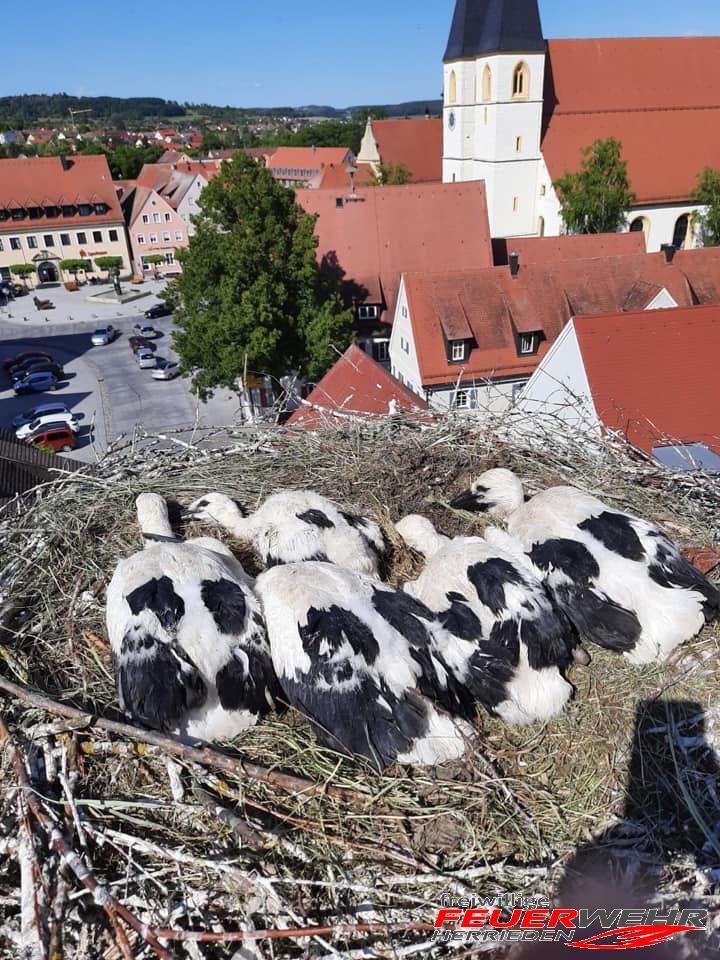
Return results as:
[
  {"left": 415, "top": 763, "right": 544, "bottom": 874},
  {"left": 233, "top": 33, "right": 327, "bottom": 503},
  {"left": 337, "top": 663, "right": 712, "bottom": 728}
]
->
[
  {"left": 553, "top": 138, "right": 636, "bottom": 235},
  {"left": 169, "top": 152, "right": 352, "bottom": 396},
  {"left": 690, "top": 166, "right": 720, "bottom": 247}
]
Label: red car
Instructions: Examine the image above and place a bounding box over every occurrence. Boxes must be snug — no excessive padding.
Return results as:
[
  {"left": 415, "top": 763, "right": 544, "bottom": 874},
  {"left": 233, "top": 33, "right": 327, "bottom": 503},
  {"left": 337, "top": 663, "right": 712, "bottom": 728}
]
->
[
  {"left": 3, "top": 350, "right": 53, "bottom": 372},
  {"left": 128, "top": 336, "right": 156, "bottom": 354},
  {"left": 27, "top": 423, "right": 77, "bottom": 453}
]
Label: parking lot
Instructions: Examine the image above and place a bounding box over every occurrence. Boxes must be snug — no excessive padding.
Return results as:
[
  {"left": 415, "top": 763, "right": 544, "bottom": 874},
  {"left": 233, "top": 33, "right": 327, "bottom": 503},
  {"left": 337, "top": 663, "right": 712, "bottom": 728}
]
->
[{"left": 0, "top": 283, "right": 241, "bottom": 462}]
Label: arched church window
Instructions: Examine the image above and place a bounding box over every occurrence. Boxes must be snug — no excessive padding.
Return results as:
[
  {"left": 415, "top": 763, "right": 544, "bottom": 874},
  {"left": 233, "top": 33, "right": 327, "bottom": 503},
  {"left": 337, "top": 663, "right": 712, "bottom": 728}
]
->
[
  {"left": 672, "top": 214, "right": 690, "bottom": 250},
  {"left": 512, "top": 62, "right": 530, "bottom": 100},
  {"left": 630, "top": 216, "right": 650, "bottom": 242},
  {"left": 448, "top": 70, "right": 457, "bottom": 105},
  {"left": 482, "top": 65, "right": 492, "bottom": 102}
]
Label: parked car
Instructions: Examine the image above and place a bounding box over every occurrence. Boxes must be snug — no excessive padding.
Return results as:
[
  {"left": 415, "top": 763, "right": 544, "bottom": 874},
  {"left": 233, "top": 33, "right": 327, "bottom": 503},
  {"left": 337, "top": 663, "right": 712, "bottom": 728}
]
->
[
  {"left": 12, "top": 360, "right": 64, "bottom": 382},
  {"left": 13, "top": 401, "right": 69, "bottom": 428},
  {"left": 128, "top": 335, "right": 156, "bottom": 354},
  {"left": 152, "top": 360, "right": 180, "bottom": 381},
  {"left": 16, "top": 412, "right": 79, "bottom": 440},
  {"left": 9, "top": 355, "right": 58, "bottom": 378},
  {"left": 27, "top": 423, "right": 76, "bottom": 453},
  {"left": 3, "top": 350, "right": 53, "bottom": 372},
  {"left": 144, "top": 302, "right": 172, "bottom": 320},
  {"left": 91, "top": 324, "right": 118, "bottom": 346},
  {"left": 13, "top": 372, "right": 58, "bottom": 395},
  {"left": 133, "top": 322, "right": 159, "bottom": 338},
  {"left": 136, "top": 347, "right": 157, "bottom": 369}
]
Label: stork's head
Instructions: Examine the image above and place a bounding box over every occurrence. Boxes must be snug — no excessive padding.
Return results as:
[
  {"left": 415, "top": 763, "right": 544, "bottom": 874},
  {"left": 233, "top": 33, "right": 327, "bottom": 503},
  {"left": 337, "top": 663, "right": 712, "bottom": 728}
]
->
[
  {"left": 394, "top": 514, "right": 449, "bottom": 560},
  {"left": 182, "top": 492, "right": 245, "bottom": 528},
  {"left": 450, "top": 468, "right": 525, "bottom": 519},
  {"left": 135, "top": 492, "right": 177, "bottom": 543}
]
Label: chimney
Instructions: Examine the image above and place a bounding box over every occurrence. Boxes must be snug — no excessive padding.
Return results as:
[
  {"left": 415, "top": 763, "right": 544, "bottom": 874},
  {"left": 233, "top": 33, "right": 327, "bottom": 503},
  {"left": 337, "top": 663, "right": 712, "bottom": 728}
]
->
[
  {"left": 60, "top": 155, "right": 72, "bottom": 172},
  {"left": 509, "top": 251, "right": 520, "bottom": 278},
  {"left": 661, "top": 243, "right": 677, "bottom": 265}
]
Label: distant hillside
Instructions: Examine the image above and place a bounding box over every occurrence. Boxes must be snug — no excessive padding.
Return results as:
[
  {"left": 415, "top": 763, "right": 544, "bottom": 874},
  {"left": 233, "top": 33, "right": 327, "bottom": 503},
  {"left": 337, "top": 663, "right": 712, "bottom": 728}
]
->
[{"left": 0, "top": 93, "right": 441, "bottom": 128}]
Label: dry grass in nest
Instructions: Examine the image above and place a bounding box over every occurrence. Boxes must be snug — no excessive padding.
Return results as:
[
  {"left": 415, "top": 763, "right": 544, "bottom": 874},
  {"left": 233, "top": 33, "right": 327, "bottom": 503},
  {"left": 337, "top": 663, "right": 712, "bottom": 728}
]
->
[{"left": 0, "top": 418, "right": 718, "bottom": 958}]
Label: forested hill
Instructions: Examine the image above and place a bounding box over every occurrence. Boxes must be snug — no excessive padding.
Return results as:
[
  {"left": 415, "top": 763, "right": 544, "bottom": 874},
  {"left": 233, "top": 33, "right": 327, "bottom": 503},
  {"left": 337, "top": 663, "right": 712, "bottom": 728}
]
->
[{"left": 0, "top": 94, "right": 442, "bottom": 127}]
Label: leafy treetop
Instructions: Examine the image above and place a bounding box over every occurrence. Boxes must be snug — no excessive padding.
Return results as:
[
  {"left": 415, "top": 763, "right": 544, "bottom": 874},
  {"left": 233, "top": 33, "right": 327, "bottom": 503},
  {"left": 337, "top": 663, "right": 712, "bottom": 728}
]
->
[
  {"left": 553, "top": 138, "right": 636, "bottom": 235},
  {"left": 168, "top": 152, "right": 352, "bottom": 397},
  {"left": 690, "top": 166, "right": 720, "bottom": 247}
]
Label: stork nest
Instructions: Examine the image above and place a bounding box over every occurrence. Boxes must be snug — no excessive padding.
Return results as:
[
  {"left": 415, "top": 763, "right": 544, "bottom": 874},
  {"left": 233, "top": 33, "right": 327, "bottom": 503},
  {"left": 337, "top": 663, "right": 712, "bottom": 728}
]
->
[{"left": 0, "top": 414, "right": 719, "bottom": 959}]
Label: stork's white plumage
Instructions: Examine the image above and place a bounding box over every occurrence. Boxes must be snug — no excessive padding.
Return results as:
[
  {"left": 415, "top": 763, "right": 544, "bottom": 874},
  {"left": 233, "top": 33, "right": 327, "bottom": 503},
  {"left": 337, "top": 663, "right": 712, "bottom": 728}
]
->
[
  {"left": 254, "top": 561, "right": 475, "bottom": 769},
  {"left": 106, "top": 493, "right": 278, "bottom": 740},
  {"left": 451, "top": 469, "right": 720, "bottom": 664},
  {"left": 395, "top": 515, "right": 581, "bottom": 725},
  {"left": 183, "top": 490, "right": 386, "bottom": 576}
]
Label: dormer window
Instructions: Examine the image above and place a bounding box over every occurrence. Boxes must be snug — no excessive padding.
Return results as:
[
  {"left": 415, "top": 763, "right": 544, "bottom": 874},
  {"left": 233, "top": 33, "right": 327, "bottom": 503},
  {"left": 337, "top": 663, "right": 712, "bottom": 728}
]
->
[
  {"left": 62, "top": 205, "right": 75, "bottom": 217},
  {"left": 519, "top": 333, "right": 538, "bottom": 355},
  {"left": 11, "top": 208, "right": 25, "bottom": 221},
  {"left": 358, "top": 305, "right": 379, "bottom": 320},
  {"left": 94, "top": 203, "right": 108, "bottom": 215},
  {"left": 451, "top": 341, "right": 466, "bottom": 362},
  {"left": 78, "top": 204, "right": 91, "bottom": 217}
]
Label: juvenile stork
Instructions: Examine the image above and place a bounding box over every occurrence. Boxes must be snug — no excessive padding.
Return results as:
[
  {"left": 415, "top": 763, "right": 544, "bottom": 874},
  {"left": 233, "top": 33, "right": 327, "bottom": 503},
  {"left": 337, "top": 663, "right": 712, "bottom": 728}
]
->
[
  {"left": 106, "top": 493, "right": 278, "bottom": 740},
  {"left": 395, "top": 514, "right": 585, "bottom": 725},
  {"left": 183, "top": 490, "right": 386, "bottom": 576},
  {"left": 450, "top": 469, "right": 720, "bottom": 664}
]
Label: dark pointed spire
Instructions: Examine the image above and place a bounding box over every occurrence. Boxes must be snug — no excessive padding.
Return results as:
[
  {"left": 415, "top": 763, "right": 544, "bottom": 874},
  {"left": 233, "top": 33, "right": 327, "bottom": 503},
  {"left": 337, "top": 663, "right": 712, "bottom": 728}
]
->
[{"left": 444, "top": 0, "right": 545, "bottom": 61}]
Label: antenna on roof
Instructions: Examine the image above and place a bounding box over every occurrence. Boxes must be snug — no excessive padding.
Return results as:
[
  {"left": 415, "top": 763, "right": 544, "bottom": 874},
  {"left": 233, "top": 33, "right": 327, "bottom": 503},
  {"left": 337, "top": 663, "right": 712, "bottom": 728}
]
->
[
  {"left": 346, "top": 165, "right": 360, "bottom": 202},
  {"left": 509, "top": 251, "right": 520, "bottom": 279}
]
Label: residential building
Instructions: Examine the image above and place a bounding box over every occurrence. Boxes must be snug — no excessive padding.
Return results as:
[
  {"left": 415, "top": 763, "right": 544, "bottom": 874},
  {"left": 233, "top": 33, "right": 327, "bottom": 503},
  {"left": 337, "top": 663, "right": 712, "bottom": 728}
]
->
[
  {"left": 0, "top": 155, "right": 132, "bottom": 284},
  {"left": 517, "top": 304, "right": 720, "bottom": 469},
  {"left": 136, "top": 162, "right": 220, "bottom": 235},
  {"left": 296, "top": 181, "right": 493, "bottom": 363},
  {"left": 442, "top": 0, "right": 720, "bottom": 248},
  {"left": 287, "top": 344, "right": 430, "bottom": 429},
  {"left": 0, "top": 131, "right": 25, "bottom": 146},
  {"left": 357, "top": 118, "right": 443, "bottom": 183},
  {"left": 268, "top": 147, "right": 355, "bottom": 188},
  {"left": 389, "top": 245, "right": 720, "bottom": 414},
  {"left": 117, "top": 184, "right": 188, "bottom": 275}
]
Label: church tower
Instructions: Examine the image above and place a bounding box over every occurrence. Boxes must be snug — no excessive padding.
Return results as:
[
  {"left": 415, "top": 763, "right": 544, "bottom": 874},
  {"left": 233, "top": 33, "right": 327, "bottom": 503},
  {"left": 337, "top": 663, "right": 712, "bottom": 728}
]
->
[{"left": 443, "top": 0, "right": 547, "bottom": 238}]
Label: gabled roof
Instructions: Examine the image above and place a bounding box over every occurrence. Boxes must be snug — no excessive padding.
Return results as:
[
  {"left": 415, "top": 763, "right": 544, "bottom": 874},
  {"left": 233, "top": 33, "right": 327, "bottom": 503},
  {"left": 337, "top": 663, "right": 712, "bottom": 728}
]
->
[
  {"left": 360, "top": 119, "right": 443, "bottom": 183},
  {"left": 575, "top": 304, "right": 720, "bottom": 456},
  {"left": 0, "top": 156, "right": 123, "bottom": 227},
  {"left": 296, "top": 181, "right": 493, "bottom": 316},
  {"left": 287, "top": 344, "right": 430, "bottom": 429},
  {"left": 404, "top": 246, "right": 720, "bottom": 388},
  {"left": 309, "top": 163, "right": 377, "bottom": 191},
  {"left": 493, "top": 231, "right": 645, "bottom": 266},
  {"left": 542, "top": 38, "right": 720, "bottom": 204},
  {"left": 269, "top": 147, "right": 353, "bottom": 175},
  {"left": 445, "top": 0, "right": 545, "bottom": 61}
]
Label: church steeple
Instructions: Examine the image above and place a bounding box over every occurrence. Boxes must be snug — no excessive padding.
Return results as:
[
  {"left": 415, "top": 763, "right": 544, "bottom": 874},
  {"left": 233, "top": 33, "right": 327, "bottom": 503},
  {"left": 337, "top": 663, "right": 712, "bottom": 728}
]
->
[{"left": 444, "top": 0, "right": 544, "bottom": 61}]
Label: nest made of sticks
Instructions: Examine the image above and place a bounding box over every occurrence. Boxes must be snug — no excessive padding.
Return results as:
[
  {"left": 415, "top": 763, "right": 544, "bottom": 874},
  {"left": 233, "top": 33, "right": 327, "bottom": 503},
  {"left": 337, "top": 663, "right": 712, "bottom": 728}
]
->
[{"left": 0, "top": 416, "right": 719, "bottom": 959}]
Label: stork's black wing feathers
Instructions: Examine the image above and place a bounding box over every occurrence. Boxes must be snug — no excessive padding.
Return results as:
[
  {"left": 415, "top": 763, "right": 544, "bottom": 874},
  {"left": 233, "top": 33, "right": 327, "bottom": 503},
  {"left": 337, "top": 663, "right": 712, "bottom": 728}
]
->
[
  {"left": 200, "top": 578, "right": 248, "bottom": 635},
  {"left": 297, "top": 509, "right": 335, "bottom": 529},
  {"left": 116, "top": 627, "right": 206, "bottom": 732},
  {"left": 647, "top": 534, "right": 720, "bottom": 620},
  {"left": 126, "top": 576, "right": 185, "bottom": 632},
  {"left": 216, "top": 645, "right": 279, "bottom": 716},
  {"left": 466, "top": 558, "right": 525, "bottom": 614},
  {"left": 578, "top": 512, "right": 646, "bottom": 562}
]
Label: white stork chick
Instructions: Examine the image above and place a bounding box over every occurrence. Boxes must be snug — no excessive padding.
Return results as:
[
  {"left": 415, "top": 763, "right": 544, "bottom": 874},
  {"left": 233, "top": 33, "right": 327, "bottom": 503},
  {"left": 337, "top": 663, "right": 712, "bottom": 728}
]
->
[
  {"left": 395, "top": 515, "right": 584, "bottom": 725},
  {"left": 254, "top": 561, "right": 475, "bottom": 770},
  {"left": 183, "top": 490, "right": 386, "bottom": 577},
  {"left": 450, "top": 469, "right": 720, "bottom": 664},
  {"left": 106, "top": 493, "right": 278, "bottom": 741}
]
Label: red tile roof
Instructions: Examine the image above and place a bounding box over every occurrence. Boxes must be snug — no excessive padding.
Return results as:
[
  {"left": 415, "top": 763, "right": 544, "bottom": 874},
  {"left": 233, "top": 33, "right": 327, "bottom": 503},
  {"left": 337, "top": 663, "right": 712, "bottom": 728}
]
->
[
  {"left": 495, "top": 231, "right": 646, "bottom": 266},
  {"left": 287, "top": 344, "right": 429, "bottom": 429},
  {"left": 269, "top": 147, "right": 354, "bottom": 177},
  {"left": 405, "top": 246, "right": 720, "bottom": 388},
  {"left": 361, "top": 119, "right": 443, "bottom": 183},
  {"left": 575, "top": 304, "right": 720, "bottom": 455},
  {"left": 0, "top": 155, "right": 124, "bottom": 228},
  {"left": 311, "top": 163, "right": 377, "bottom": 191},
  {"left": 543, "top": 38, "right": 720, "bottom": 204},
  {"left": 296, "top": 181, "right": 493, "bottom": 315}
]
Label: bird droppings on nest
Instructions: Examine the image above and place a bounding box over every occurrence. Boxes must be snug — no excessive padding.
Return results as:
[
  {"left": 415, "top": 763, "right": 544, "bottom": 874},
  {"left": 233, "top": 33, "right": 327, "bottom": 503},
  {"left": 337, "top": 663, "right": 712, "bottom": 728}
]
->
[{"left": 0, "top": 418, "right": 718, "bottom": 958}]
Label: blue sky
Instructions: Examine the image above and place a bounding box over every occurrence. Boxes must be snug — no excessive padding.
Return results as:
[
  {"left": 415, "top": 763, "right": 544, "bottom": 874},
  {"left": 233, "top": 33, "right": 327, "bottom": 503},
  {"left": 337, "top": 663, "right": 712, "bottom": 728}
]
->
[{"left": 3, "top": 1, "right": 720, "bottom": 108}]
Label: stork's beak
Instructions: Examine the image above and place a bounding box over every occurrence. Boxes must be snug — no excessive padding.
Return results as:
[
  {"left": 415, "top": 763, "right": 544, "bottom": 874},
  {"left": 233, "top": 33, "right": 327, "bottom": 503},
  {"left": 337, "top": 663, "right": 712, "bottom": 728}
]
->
[
  {"left": 450, "top": 489, "right": 484, "bottom": 512},
  {"left": 180, "top": 508, "right": 197, "bottom": 522}
]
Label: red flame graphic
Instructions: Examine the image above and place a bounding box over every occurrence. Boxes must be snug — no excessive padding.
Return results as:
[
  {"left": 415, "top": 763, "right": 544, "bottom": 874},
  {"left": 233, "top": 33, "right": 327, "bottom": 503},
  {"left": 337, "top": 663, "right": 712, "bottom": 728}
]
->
[{"left": 567, "top": 925, "right": 704, "bottom": 950}]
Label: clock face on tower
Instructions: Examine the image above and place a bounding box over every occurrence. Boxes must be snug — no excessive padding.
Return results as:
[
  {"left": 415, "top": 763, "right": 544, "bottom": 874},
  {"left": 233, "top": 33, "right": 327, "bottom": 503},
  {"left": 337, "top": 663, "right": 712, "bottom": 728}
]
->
[{"left": 448, "top": 110, "right": 456, "bottom": 130}]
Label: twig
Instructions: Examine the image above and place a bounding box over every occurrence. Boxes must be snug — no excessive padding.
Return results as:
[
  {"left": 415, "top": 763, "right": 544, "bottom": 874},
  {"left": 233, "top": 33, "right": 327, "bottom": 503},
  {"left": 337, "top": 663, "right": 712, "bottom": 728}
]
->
[
  {"left": 0, "top": 675, "right": 369, "bottom": 805},
  {"left": 149, "top": 922, "right": 434, "bottom": 943},
  {"left": 0, "top": 713, "right": 173, "bottom": 960}
]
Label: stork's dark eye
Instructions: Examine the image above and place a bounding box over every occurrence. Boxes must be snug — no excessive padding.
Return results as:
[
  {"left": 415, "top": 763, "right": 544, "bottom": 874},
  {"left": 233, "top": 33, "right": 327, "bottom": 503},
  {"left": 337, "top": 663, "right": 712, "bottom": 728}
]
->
[{"left": 197, "top": 500, "right": 209, "bottom": 509}]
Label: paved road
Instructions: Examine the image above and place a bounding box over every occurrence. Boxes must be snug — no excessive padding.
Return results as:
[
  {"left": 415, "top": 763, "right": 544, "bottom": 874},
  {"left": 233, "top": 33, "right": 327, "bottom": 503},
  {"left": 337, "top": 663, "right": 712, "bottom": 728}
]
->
[{"left": 0, "top": 313, "right": 241, "bottom": 463}]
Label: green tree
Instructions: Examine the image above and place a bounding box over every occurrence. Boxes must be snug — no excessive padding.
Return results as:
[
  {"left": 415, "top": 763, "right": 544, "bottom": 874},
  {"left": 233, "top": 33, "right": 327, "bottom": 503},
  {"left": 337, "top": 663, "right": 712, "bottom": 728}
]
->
[
  {"left": 553, "top": 138, "right": 636, "bottom": 234},
  {"left": 169, "top": 152, "right": 352, "bottom": 396},
  {"left": 95, "top": 255, "right": 123, "bottom": 279},
  {"left": 690, "top": 166, "right": 720, "bottom": 247},
  {"left": 377, "top": 162, "right": 412, "bottom": 186},
  {"left": 9, "top": 263, "right": 37, "bottom": 289},
  {"left": 142, "top": 254, "right": 165, "bottom": 278},
  {"left": 59, "top": 258, "right": 90, "bottom": 282},
  {"left": 106, "top": 143, "right": 165, "bottom": 180}
]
